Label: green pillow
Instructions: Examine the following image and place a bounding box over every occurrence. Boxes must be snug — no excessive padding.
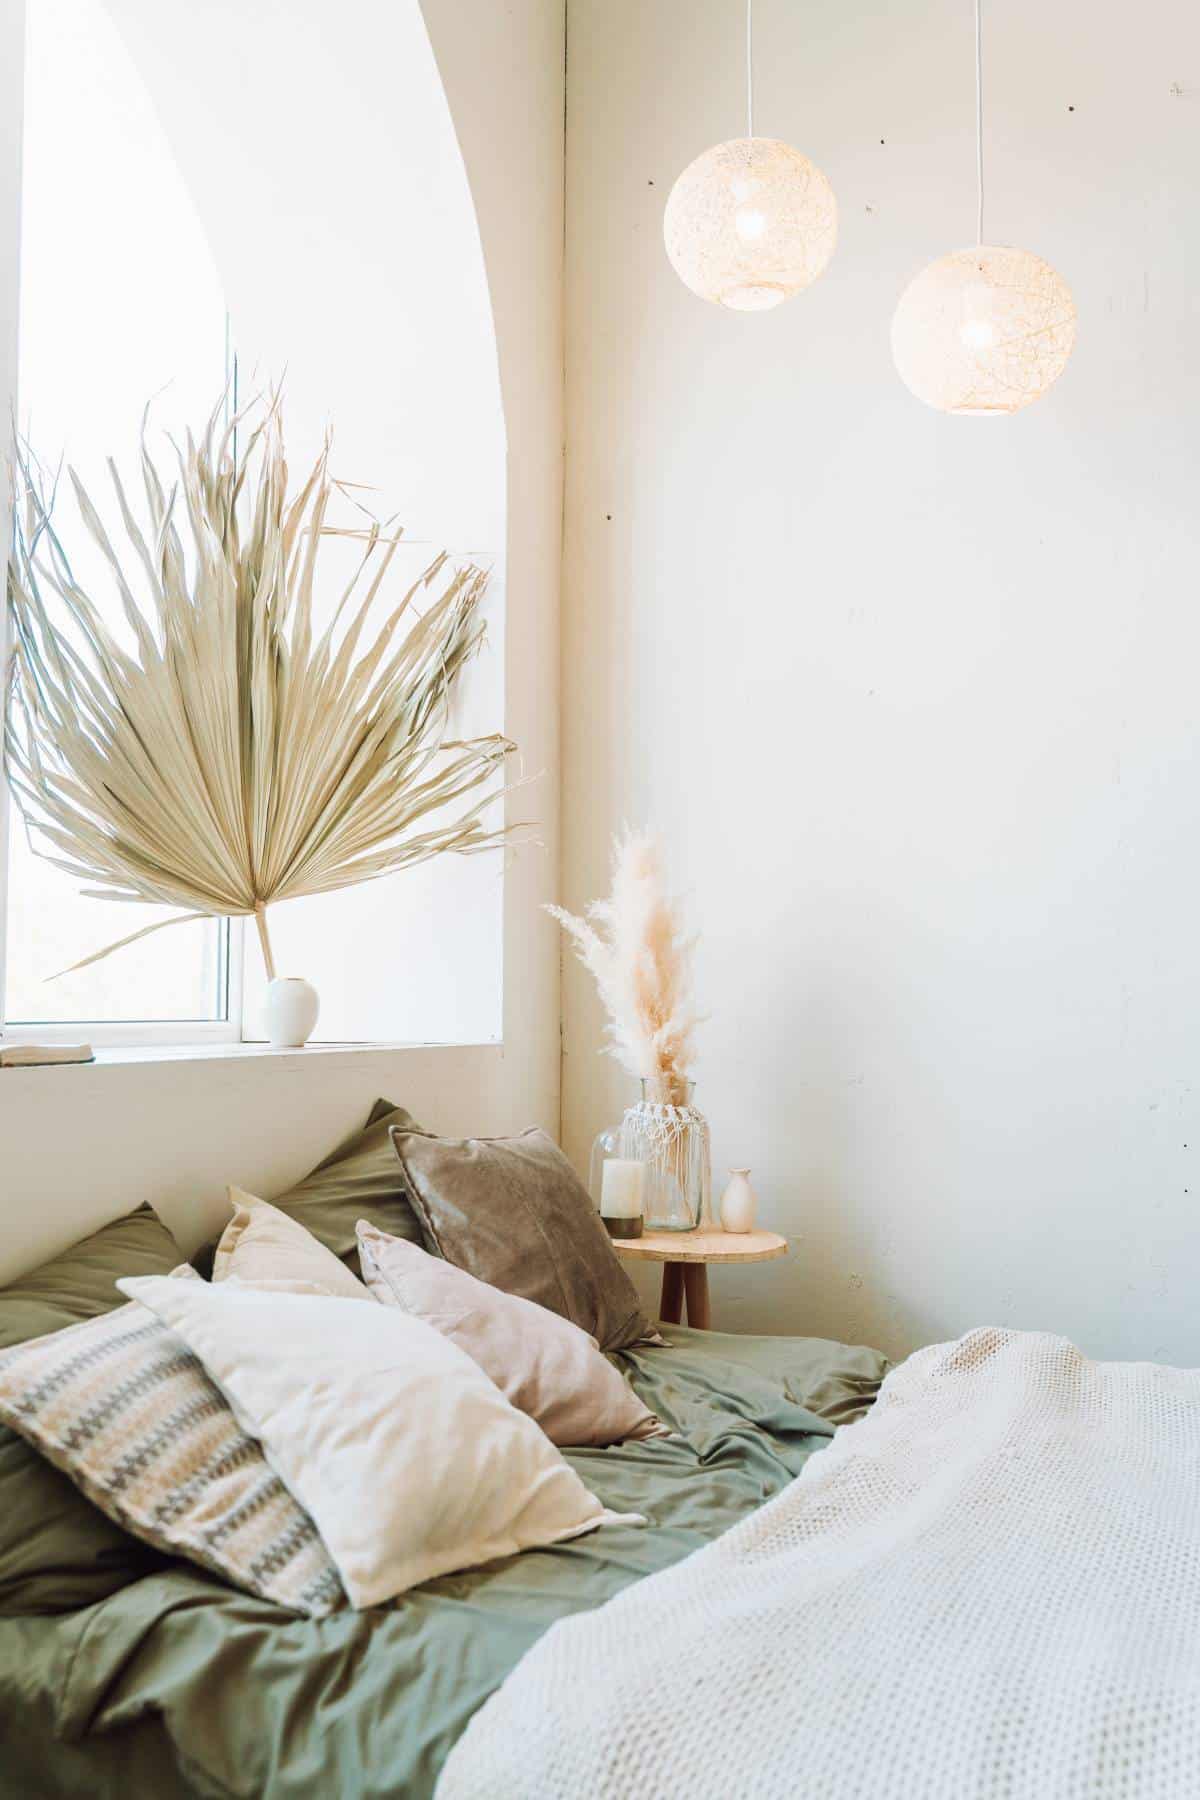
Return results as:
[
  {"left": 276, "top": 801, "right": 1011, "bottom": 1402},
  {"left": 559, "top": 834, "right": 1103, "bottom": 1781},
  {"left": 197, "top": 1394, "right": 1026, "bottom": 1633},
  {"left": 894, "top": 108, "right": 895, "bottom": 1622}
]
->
[
  {"left": 0, "top": 1204, "right": 185, "bottom": 1615},
  {"left": 191, "top": 1097, "right": 427, "bottom": 1280}
]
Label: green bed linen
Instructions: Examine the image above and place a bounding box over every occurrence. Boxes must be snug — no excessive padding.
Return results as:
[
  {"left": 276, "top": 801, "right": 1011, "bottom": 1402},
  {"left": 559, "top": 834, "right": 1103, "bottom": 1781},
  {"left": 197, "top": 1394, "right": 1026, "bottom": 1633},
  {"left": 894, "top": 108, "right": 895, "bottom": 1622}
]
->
[{"left": 0, "top": 1326, "right": 886, "bottom": 1800}]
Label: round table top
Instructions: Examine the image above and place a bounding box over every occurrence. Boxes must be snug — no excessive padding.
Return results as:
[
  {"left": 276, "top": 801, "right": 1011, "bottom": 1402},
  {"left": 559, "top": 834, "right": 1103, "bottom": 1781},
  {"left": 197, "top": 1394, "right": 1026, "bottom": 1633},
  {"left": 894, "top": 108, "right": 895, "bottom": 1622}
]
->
[{"left": 610, "top": 1227, "right": 788, "bottom": 1265}]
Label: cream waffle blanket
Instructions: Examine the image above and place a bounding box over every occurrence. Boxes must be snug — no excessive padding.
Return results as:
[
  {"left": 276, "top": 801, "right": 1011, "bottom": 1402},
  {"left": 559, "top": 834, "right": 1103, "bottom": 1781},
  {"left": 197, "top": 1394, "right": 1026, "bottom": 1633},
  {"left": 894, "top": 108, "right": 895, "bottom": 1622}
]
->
[{"left": 437, "top": 1328, "right": 1200, "bottom": 1800}]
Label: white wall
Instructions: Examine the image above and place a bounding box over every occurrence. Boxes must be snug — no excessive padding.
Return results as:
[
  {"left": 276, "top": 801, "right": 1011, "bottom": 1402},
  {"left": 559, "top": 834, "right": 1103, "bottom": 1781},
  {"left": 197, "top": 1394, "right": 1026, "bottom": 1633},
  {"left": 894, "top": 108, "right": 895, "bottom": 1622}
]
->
[
  {"left": 0, "top": 0, "right": 565, "bottom": 1280},
  {"left": 561, "top": 0, "right": 1200, "bottom": 1363}
]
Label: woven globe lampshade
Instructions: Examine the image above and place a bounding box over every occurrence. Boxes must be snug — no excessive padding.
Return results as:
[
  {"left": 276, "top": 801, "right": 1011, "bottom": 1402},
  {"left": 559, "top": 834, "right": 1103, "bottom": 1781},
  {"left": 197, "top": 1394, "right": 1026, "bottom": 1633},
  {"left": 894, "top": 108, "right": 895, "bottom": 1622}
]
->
[
  {"left": 891, "top": 245, "right": 1077, "bottom": 415},
  {"left": 663, "top": 137, "right": 837, "bottom": 312}
]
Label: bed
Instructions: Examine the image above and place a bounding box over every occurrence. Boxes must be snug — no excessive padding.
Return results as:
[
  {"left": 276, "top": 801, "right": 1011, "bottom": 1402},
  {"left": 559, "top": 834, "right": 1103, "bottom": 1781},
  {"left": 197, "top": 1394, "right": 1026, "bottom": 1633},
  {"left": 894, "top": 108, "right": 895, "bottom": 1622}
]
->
[
  {"left": 8, "top": 1122, "right": 1194, "bottom": 1800},
  {"left": 0, "top": 1171, "right": 887, "bottom": 1799}
]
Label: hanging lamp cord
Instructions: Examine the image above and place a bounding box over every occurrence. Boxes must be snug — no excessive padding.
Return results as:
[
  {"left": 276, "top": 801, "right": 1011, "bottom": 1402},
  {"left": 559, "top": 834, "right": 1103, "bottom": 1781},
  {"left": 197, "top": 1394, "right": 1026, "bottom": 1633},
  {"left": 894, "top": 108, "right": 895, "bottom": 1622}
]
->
[
  {"left": 974, "top": 0, "right": 985, "bottom": 244},
  {"left": 746, "top": 0, "right": 755, "bottom": 138}
]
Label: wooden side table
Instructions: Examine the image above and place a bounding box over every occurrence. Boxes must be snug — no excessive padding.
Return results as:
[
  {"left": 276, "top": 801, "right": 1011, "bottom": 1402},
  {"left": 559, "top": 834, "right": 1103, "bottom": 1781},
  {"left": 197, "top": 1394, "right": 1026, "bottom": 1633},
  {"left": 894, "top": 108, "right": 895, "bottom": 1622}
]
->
[{"left": 610, "top": 1228, "right": 788, "bottom": 1329}]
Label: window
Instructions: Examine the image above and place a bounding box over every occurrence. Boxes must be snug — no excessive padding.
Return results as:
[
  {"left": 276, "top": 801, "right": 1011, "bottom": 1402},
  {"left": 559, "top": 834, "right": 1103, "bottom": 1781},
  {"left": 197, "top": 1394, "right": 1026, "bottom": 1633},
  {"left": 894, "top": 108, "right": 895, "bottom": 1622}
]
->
[
  {"left": 1, "top": 0, "right": 507, "bottom": 1050},
  {"left": 3, "top": 0, "right": 232, "bottom": 1039}
]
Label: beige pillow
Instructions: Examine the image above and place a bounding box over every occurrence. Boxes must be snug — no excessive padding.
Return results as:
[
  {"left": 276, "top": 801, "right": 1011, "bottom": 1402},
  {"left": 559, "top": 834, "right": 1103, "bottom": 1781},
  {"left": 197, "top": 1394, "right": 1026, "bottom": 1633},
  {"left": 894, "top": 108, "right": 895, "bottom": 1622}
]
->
[
  {"left": 213, "top": 1187, "right": 369, "bottom": 1301},
  {"left": 0, "top": 1270, "right": 343, "bottom": 1616},
  {"left": 357, "top": 1223, "right": 664, "bottom": 1448},
  {"left": 119, "top": 1274, "right": 644, "bottom": 1610}
]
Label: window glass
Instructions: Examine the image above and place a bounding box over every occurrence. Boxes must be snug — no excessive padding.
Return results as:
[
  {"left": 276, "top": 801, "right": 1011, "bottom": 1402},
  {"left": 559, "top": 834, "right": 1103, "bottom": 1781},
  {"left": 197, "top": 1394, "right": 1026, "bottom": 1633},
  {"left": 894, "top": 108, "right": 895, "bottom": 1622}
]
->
[{"left": 5, "top": 0, "right": 228, "bottom": 1024}]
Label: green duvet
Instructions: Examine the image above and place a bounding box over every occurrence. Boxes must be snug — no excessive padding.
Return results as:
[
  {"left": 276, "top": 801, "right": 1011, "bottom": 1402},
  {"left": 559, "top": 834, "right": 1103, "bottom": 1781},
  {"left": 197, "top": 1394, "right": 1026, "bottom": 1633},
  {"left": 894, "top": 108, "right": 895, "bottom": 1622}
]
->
[{"left": 0, "top": 1326, "right": 886, "bottom": 1800}]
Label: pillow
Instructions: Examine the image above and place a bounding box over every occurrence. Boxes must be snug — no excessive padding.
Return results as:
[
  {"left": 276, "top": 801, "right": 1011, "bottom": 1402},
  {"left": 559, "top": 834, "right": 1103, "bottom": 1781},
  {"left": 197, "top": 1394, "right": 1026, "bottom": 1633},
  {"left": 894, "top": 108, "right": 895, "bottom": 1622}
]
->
[
  {"left": 0, "top": 1204, "right": 184, "bottom": 1615},
  {"left": 0, "top": 1203, "right": 184, "bottom": 1353},
  {"left": 391, "top": 1126, "right": 656, "bottom": 1353},
  {"left": 120, "top": 1275, "right": 643, "bottom": 1610},
  {"left": 0, "top": 1270, "right": 344, "bottom": 1617},
  {"left": 212, "top": 1188, "right": 370, "bottom": 1300},
  {"left": 191, "top": 1098, "right": 427, "bottom": 1280},
  {"left": 357, "top": 1222, "right": 663, "bottom": 1448}
]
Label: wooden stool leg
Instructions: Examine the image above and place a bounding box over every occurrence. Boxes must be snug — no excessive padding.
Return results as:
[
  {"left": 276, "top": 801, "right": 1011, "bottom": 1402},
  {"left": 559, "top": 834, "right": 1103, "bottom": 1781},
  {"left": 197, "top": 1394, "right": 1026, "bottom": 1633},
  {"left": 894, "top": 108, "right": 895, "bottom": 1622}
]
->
[
  {"left": 682, "top": 1264, "right": 711, "bottom": 1329},
  {"left": 660, "top": 1262, "right": 684, "bottom": 1325}
]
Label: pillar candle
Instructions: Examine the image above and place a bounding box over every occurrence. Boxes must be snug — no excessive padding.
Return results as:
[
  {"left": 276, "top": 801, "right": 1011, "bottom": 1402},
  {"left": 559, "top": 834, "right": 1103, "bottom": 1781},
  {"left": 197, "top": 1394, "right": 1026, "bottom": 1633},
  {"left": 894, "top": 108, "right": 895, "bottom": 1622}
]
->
[{"left": 600, "top": 1158, "right": 645, "bottom": 1218}]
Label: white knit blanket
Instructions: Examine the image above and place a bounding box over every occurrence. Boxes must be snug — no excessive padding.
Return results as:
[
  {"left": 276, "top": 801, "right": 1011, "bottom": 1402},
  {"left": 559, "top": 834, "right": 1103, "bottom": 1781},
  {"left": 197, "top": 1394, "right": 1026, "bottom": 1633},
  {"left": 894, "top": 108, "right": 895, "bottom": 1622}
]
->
[{"left": 437, "top": 1328, "right": 1200, "bottom": 1800}]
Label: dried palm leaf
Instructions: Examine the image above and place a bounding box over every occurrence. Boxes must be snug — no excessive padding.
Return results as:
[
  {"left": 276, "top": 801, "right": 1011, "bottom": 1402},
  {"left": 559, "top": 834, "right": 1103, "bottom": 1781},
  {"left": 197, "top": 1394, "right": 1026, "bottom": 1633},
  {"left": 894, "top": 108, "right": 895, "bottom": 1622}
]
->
[{"left": 5, "top": 395, "right": 516, "bottom": 979}]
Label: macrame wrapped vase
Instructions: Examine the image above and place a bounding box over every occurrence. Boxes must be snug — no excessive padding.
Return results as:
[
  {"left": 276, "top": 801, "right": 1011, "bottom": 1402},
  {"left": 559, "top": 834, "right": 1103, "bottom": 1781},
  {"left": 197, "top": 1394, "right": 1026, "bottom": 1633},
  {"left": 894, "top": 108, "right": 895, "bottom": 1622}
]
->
[{"left": 619, "top": 1079, "right": 711, "bottom": 1232}]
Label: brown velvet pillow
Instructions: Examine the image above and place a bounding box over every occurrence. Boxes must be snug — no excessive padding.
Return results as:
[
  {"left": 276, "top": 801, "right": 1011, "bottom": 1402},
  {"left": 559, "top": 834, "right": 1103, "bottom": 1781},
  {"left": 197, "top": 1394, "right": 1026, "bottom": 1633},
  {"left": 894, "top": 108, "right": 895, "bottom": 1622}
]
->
[
  {"left": 389, "top": 1126, "right": 656, "bottom": 1352},
  {"left": 192, "top": 1098, "right": 426, "bottom": 1280}
]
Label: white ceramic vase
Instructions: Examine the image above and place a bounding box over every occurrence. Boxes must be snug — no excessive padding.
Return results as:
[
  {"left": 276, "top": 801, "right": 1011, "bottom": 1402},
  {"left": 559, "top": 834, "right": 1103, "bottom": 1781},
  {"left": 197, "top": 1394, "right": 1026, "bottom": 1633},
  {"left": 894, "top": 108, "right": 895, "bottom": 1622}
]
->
[
  {"left": 266, "top": 977, "right": 320, "bottom": 1048},
  {"left": 719, "top": 1167, "right": 757, "bottom": 1234}
]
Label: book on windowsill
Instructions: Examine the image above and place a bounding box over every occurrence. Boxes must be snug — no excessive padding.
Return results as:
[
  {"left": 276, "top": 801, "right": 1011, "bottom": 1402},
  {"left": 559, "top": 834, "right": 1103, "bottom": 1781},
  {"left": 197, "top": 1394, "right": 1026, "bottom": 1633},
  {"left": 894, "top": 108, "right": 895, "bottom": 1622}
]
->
[{"left": 0, "top": 1042, "right": 95, "bottom": 1068}]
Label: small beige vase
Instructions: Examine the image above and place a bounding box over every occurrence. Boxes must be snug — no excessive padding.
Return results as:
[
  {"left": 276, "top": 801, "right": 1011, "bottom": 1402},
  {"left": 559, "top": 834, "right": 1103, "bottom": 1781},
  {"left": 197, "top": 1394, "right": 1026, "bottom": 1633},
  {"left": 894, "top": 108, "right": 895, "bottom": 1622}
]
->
[{"left": 719, "top": 1168, "right": 757, "bottom": 1234}]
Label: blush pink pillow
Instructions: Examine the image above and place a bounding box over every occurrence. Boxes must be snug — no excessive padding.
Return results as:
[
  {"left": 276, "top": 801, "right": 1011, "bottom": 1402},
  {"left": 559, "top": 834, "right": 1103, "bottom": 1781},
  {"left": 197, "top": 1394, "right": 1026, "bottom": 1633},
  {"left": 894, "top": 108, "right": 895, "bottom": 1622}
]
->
[{"left": 356, "top": 1222, "right": 664, "bottom": 1448}]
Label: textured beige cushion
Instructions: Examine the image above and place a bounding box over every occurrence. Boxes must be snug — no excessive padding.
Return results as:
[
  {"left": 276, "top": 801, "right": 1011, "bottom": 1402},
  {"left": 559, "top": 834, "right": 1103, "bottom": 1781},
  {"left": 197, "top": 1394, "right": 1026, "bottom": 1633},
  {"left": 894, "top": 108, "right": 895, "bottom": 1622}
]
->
[
  {"left": 0, "top": 1270, "right": 342, "bottom": 1616},
  {"left": 357, "top": 1223, "right": 664, "bottom": 1448},
  {"left": 391, "top": 1127, "right": 656, "bottom": 1351},
  {"left": 213, "top": 1187, "right": 369, "bottom": 1301},
  {"left": 120, "top": 1274, "right": 644, "bottom": 1610}
]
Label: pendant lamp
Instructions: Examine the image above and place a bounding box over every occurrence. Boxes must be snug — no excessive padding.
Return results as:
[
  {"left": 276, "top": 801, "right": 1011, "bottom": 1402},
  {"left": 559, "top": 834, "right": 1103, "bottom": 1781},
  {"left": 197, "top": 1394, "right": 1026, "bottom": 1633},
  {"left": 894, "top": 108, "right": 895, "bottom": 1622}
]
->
[
  {"left": 663, "top": 0, "right": 836, "bottom": 311},
  {"left": 891, "top": 0, "right": 1076, "bottom": 414}
]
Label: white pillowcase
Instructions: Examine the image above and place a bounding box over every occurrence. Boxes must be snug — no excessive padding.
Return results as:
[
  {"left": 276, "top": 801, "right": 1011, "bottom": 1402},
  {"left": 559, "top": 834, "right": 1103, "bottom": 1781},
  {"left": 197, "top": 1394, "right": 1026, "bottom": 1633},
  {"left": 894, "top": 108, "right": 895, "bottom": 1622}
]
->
[
  {"left": 213, "top": 1187, "right": 369, "bottom": 1301},
  {"left": 118, "top": 1274, "right": 642, "bottom": 1609}
]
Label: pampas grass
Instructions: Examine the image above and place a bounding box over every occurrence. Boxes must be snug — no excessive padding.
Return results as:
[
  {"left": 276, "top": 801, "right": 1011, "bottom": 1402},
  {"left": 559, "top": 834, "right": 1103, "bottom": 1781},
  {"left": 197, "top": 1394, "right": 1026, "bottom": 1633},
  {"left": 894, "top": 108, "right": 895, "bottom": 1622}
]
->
[
  {"left": 548, "top": 832, "right": 702, "bottom": 1105},
  {"left": 5, "top": 394, "right": 516, "bottom": 979}
]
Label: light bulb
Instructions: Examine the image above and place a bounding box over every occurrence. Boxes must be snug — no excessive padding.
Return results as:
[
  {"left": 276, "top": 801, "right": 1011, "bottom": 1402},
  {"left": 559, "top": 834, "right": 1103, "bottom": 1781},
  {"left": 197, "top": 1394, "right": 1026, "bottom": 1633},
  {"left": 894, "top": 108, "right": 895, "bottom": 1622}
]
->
[
  {"left": 734, "top": 206, "right": 768, "bottom": 242},
  {"left": 959, "top": 315, "right": 996, "bottom": 350},
  {"left": 958, "top": 272, "right": 996, "bottom": 348}
]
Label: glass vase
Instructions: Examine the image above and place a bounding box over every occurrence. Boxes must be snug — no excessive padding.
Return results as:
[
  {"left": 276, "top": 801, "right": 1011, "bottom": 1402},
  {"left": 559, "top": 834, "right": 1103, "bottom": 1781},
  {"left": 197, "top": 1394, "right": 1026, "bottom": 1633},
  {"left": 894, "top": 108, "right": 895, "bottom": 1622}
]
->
[{"left": 619, "top": 1078, "right": 711, "bottom": 1232}]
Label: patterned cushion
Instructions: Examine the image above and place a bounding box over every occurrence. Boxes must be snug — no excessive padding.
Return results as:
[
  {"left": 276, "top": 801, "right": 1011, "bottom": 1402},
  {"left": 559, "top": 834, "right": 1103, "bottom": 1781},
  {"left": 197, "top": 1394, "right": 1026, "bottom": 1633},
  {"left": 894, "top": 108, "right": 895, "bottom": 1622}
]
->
[
  {"left": 0, "top": 1281, "right": 344, "bottom": 1617},
  {"left": 0, "top": 1203, "right": 186, "bottom": 1616}
]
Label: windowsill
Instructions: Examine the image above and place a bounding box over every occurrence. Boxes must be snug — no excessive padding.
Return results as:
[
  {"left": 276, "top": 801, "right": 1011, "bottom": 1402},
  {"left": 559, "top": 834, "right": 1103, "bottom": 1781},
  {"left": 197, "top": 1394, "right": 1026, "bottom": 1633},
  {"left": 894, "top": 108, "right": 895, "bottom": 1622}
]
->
[{"left": 4, "top": 1038, "right": 500, "bottom": 1071}]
